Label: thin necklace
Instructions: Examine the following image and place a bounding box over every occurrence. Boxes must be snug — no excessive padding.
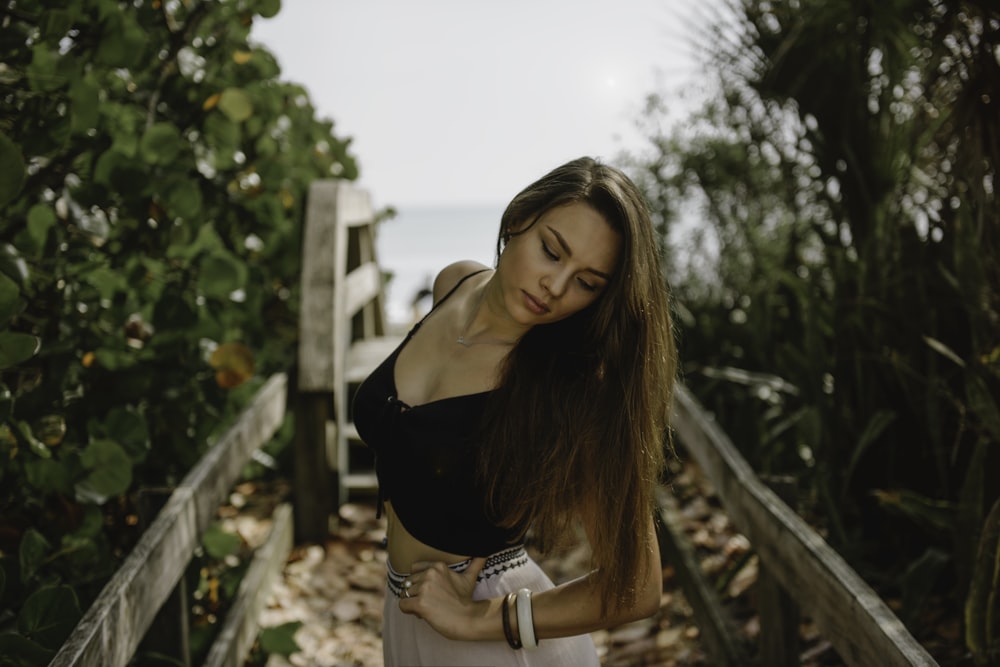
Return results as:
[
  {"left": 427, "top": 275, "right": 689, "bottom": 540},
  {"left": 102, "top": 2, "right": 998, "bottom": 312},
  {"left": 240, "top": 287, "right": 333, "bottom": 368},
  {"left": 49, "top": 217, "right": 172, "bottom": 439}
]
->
[{"left": 456, "top": 288, "right": 518, "bottom": 347}]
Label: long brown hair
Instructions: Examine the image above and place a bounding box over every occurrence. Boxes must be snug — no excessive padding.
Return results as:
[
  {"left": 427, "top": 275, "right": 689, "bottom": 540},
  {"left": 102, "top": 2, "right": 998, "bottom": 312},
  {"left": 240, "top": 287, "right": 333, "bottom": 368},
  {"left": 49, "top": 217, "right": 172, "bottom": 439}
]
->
[{"left": 478, "top": 156, "right": 677, "bottom": 612}]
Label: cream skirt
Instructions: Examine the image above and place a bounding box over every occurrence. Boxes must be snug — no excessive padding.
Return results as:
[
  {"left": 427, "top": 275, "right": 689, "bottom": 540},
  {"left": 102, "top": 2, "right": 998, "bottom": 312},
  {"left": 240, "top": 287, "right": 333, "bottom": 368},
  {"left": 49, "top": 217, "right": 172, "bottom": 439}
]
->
[{"left": 383, "top": 545, "right": 600, "bottom": 667}]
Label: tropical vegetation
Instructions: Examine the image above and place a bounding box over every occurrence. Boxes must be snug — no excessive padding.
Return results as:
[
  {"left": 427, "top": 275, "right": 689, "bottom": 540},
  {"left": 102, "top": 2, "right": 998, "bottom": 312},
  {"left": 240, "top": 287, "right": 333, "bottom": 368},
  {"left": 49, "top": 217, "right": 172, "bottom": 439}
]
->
[
  {"left": 632, "top": 0, "right": 998, "bottom": 663},
  {"left": 0, "top": 0, "right": 356, "bottom": 662}
]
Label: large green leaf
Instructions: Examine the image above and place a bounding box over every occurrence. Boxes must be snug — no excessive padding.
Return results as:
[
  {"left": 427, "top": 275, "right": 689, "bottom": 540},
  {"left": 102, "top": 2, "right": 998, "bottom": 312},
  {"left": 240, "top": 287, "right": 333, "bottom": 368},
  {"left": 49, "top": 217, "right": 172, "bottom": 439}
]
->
[
  {"left": 202, "top": 523, "right": 241, "bottom": 559},
  {"left": 0, "top": 331, "right": 41, "bottom": 369},
  {"left": 69, "top": 75, "right": 101, "bottom": 134},
  {"left": 83, "top": 264, "right": 126, "bottom": 301},
  {"left": 161, "top": 175, "right": 205, "bottom": 220},
  {"left": 0, "top": 271, "right": 20, "bottom": 325},
  {"left": 91, "top": 406, "right": 150, "bottom": 462},
  {"left": 17, "top": 585, "right": 81, "bottom": 645},
  {"left": 141, "top": 122, "right": 185, "bottom": 166},
  {"left": 255, "top": 0, "right": 282, "bottom": 19},
  {"left": 95, "top": 12, "right": 146, "bottom": 68},
  {"left": 218, "top": 87, "right": 254, "bottom": 123},
  {"left": 26, "top": 43, "right": 66, "bottom": 92},
  {"left": 0, "top": 132, "right": 26, "bottom": 208},
  {"left": 76, "top": 438, "right": 132, "bottom": 502},
  {"left": 93, "top": 148, "right": 149, "bottom": 194},
  {"left": 0, "top": 633, "right": 54, "bottom": 667},
  {"left": 198, "top": 251, "right": 247, "bottom": 299},
  {"left": 26, "top": 204, "right": 57, "bottom": 254},
  {"left": 18, "top": 529, "right": 50, "bottom": 584},
  {"left": 24, "top": 458, "right": 74, "bottom": 495},
  {"left": 259, "top": 621, "right": 303, "bottom": 657}
]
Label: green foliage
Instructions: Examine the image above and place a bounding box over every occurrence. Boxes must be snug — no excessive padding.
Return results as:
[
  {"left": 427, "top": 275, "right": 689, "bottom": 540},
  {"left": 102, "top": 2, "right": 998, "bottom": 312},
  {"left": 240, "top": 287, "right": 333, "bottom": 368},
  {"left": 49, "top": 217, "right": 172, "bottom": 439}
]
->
[
  {"left": 632, "top": 0, "right": 998, "bottom": 654},
  {"left": 0, "top": 0, "right": 356, "bottom": 660},
  {"left": 259, "top": 621, "right": 303, "bottom": 656}
]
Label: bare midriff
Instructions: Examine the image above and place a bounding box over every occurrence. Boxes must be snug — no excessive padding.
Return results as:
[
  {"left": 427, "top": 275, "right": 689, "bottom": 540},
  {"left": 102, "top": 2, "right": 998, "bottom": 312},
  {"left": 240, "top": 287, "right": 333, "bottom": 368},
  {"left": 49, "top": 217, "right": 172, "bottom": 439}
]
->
[{"left": 384, "top": 500, "right": 471, "bottom": 573}]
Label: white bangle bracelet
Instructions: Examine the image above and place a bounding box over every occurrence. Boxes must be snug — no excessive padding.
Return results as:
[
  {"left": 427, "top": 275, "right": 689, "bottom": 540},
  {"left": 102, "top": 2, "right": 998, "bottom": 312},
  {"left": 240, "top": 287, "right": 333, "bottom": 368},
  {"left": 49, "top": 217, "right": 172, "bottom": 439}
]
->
[{"left": 516, "top": 587, "right": 537, "bottom": 649}]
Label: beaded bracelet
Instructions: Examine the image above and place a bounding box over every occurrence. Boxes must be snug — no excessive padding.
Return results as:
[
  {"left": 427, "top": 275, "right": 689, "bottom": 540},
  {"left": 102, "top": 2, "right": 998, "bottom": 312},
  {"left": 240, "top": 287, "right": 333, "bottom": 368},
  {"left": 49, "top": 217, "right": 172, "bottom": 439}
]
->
[
  {"left": 516, "top": 587, "right": 538, "bottom": 649},
  {"left": 502, "top": 591, "right": 521, "bottom": 649}
]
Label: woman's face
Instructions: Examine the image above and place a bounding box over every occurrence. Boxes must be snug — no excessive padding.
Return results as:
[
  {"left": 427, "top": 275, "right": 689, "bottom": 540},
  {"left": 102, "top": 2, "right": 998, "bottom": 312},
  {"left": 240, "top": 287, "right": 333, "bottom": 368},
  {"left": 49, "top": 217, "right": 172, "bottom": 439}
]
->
[{"left": 496, "top": 202, "right": 621, "bottom": 326}]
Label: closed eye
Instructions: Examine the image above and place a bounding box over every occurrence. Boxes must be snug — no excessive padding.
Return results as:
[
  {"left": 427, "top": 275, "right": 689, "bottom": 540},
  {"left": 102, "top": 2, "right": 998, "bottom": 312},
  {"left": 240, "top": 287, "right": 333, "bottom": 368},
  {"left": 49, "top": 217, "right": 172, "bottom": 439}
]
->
[
  {"left": 578, "top": 278, "right": 598, "bottom": 292},
  {"left": 542, "top": 241, "right": 559, "bottom": 260}
]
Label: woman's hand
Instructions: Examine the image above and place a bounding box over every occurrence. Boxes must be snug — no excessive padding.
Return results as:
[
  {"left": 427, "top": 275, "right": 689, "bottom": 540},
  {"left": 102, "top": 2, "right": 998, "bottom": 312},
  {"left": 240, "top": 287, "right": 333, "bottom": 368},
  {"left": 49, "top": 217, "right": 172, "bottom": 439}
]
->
[{"left": 397, "top": 557, "right": 489, "bottom": 640}]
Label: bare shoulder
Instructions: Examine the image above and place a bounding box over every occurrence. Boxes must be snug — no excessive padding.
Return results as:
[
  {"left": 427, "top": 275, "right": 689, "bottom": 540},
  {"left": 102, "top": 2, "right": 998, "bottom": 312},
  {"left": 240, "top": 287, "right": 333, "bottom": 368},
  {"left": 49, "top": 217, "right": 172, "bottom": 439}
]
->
[{"left": 431, "top": 260, "right": 491, "bottom": 303}]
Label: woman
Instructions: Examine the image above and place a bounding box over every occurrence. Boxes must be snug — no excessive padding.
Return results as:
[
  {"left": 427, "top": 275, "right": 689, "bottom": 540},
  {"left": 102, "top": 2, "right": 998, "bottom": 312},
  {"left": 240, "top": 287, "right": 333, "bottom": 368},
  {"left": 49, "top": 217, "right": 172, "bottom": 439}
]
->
[{"left": 353, "top": 156, "right": 676, "bottom": 666}]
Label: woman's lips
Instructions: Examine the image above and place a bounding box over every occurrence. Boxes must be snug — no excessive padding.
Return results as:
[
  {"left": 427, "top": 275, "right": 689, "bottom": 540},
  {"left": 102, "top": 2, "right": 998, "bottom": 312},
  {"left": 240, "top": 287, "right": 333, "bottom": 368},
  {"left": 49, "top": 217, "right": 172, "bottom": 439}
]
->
[{"left": 523, "top": 290, "right": 550, "bottom": 315}]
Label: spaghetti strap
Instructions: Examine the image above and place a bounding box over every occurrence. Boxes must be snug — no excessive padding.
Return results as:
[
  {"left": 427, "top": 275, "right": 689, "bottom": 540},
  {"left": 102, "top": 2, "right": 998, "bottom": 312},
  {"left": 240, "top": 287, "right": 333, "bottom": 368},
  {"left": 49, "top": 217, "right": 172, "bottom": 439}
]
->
[
  {"left": 432, "top": 268, "right": 489, "bottom": 309},
  {"left": 404, "top": 268, "right": 489, "bottom": 338}
]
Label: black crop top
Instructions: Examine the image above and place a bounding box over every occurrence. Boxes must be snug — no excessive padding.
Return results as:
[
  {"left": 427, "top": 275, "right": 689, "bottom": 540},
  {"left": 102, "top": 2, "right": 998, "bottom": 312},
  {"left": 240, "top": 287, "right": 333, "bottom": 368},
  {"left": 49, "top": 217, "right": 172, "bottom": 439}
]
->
[{"left": 352, "top": 271, "right": 522, "bottom": 556}]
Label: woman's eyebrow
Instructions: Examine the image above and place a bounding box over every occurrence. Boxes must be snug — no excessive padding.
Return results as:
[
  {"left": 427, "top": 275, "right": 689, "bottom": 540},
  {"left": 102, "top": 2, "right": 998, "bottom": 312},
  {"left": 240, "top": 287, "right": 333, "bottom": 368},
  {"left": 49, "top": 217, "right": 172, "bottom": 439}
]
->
[{"left": 546, "top": 226, "right": 612, "bottom": 280}]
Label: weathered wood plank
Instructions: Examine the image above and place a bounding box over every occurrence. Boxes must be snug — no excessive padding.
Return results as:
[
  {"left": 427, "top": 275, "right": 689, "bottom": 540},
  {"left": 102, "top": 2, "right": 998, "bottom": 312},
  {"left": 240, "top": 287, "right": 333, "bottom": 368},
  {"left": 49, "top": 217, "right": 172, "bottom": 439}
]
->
[
  {"left": 50, "top": 374, "right": 288, "bottom": 667},
  {"left": 298, "top": 181, "right": 340, "bottom": 392},
  {"left": 655, "top": 487, "right": 749, "bottom": 666},
  {"left": 203, "top": 503, "right": 295, "bottom": 667},
  {"left": 344, "top": 261, "right": 381, "bottom": 319},
  {"left": 184, "top": 375, "right": 288, "bottom": 530},
  {"left": 672, "top": 385, "right": 939, "bottom": 667}
]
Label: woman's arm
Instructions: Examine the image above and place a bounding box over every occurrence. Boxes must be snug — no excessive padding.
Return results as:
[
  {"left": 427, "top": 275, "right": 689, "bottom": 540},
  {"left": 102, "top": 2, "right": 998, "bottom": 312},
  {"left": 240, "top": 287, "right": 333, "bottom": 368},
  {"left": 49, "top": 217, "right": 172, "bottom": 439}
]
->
[{"left": 398, "top": 512, "right": 662, "bottom": 642}]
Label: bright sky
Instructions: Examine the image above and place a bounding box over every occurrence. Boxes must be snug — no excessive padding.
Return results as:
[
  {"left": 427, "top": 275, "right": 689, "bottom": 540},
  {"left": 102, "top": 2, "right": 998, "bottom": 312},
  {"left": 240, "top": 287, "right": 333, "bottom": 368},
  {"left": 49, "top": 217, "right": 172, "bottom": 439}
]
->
[{"left": 251, "top": 0, "right": 713, "bottom": 208}]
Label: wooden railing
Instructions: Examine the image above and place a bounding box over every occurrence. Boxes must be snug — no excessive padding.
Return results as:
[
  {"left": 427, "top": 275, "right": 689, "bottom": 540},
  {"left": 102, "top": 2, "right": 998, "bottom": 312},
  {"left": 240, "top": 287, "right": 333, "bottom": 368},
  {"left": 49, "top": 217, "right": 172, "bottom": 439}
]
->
[
  {"left": 48, "top": 179, "right": 399, "bottom": 665},
  {"left": 657, "top": 384, "right": 941, "bottom": 667},
  {"left": 294, "top": 180, "right": 402, "bottom": 541},
  {"left": 47, "top": 176, "right": 941, "bottom": 666},
  {"left": 50, "top": 374, "right": 291, "bottom": 667}
]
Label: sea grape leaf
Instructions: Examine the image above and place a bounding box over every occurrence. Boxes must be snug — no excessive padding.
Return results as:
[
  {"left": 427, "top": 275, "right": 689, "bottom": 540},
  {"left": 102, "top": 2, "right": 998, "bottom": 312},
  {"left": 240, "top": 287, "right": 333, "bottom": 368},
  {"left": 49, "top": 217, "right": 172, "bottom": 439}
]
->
[
  {"left": 161, "top": 175, "right": 204, "bottom": 220},
  {"left": 259, "top": 621, "right": 303, "bottom": 656},
  {"left": 202, "top": 523, "right": 241, "bottom": 559},
  {"left": 198, "top": 251, "right": 246, "bottom": 299},
  {"left": 83, "top": 263, "right": 126, "bottom": 301},
  {"left": 26, "top": 44, "right": 65, "bottom": 92},
  {"left": 95, "top": 12, "right": 146, "bottom": 68},
  {"left": 0, "top": 331, "right": 41, "bottom": 369},
  {"left": 17, "top": 585, "right": 81, "bottom": 645},
  {"left": 204, "top": 110, "right": 241, "bottom": 148},
  {"left": 26, "top": 204, "right": 57, "bottom": 252},
  {"left": 76, "top": 438, "right": 132, "bottom": 502},
  {"left": 0, "top": 132, "right": 26, "bottom": 208},
  {"left": 140, "top": 122, "right": 185, "bottom": 166},
  {"left": 18, "top": 529, "right": 50, "bottom": 584},
  {"left": 70, "top": 76, "right": 101, "bottom": 134},
  {"left": 209, "top": 342, "right": 255, "bottom": 389},
  {"left": 24, "top": 457, "right": 74, "bottom": 495},
  {"left": 218, "top": 87, "right": 253, "bottom": 123},
  {"left": 0, "top": 271, "right": 19, "bottom": 325},
  {"left": 255, "top": 0, "right": 282, "bottom": 19},
  {"left": 0, "top": 632, "right": 54, "bottom": 666},
  {"left": 92, "top": 406, "right": 150, "bottom": 463},
  {"left": 92, "top": 347, "right": 137, "bottom": 371}
]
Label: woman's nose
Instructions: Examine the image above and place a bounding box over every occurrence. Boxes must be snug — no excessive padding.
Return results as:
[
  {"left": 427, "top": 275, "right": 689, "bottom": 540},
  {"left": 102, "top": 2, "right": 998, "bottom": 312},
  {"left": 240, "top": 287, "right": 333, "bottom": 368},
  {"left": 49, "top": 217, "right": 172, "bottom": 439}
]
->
[{"left": 543, "top": 271, "right": 569, "bottom": 297}]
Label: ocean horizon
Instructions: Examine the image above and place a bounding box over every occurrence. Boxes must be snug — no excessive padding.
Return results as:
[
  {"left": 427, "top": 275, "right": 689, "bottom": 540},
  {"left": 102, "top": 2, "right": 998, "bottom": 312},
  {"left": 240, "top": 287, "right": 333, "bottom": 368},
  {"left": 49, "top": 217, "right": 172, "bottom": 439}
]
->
[{"left": 376, "top": 204, "right": 505, "bottom": 326}]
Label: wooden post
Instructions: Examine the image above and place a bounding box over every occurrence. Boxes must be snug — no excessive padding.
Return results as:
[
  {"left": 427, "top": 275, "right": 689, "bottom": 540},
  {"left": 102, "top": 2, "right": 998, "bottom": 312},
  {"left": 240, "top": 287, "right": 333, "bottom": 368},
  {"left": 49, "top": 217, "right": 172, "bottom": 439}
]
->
[
  {"left": 293, "top": 392, "right": 333, "bottom": 543},
  {"left": 757, "top": 475, "right": 800, "bottom": 667},
  {"left": 136, "top": 487, "right": 191, "bottom": 667}
]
